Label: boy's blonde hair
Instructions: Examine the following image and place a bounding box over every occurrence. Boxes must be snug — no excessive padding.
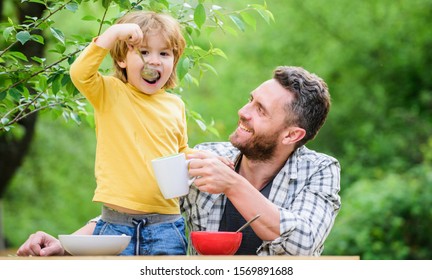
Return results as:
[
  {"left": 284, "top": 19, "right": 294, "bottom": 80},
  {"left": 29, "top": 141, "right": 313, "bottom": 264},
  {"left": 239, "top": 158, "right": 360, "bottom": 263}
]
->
[{"left": 110, "top": 11, "right": 186, "bottom": 89}]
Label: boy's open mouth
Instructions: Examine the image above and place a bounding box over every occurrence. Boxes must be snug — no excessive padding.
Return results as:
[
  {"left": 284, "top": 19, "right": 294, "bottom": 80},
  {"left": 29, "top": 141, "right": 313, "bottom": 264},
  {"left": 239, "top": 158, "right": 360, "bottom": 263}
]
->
[{"left": 141, "top": 69, "right": 160, "bottom": 84}]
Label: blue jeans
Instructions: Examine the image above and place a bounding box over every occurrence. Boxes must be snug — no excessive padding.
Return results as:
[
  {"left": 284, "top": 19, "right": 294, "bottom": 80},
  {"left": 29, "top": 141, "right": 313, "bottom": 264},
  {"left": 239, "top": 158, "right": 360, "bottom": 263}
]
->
[{"left": 93, "top": 207, "right": 187, "bottom": 255}]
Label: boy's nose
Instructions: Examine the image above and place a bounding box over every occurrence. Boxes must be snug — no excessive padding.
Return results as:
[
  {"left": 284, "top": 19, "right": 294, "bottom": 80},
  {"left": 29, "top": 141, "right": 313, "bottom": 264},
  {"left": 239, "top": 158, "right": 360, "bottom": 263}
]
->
[{"left": 146, "top": 54, "right": 161, "bottom": 65}]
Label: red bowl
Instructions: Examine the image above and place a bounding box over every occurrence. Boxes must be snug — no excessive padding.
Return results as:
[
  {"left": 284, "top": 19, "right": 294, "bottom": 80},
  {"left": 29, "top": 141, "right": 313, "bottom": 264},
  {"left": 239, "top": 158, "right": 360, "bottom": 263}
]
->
[{"left": 190, "top": 231, "right": 242, "bottom": 255}]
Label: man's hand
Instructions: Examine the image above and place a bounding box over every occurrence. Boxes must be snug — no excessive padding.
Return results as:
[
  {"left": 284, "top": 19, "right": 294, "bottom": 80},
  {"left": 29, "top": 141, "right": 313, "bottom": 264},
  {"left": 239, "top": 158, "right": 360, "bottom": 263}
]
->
[
  {"left": 187, "top": 151, "right": 242, "bottom": 194},
  {"left": 16, "top": 231, "right": 65, "bottom": 256}
]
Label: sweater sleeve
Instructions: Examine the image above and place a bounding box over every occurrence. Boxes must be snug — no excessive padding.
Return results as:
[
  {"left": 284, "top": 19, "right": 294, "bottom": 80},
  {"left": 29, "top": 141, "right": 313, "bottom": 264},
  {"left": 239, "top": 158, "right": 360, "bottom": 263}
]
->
[
  {"left": 177, "top": 98, "right": 194, "bottom": 155},
  {"left": 69, "top": 41, "right": 111, "bottom": 109}
]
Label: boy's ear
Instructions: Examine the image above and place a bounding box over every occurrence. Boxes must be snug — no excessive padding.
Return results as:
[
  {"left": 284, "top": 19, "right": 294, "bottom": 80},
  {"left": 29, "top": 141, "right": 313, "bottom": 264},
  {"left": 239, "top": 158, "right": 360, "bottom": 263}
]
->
[
  {"left": 281, "top": 127, "right": 306, "bottom": 145},
  {"left": 117, "top": 60, "right": 127, "bottom": 69},
  {"left": 117, "top": 44, "right": 134, "bottom": 69}
]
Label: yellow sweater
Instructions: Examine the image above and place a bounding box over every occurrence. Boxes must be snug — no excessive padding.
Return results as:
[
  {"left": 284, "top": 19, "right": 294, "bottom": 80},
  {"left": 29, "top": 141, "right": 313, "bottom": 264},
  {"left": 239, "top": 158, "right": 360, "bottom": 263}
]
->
[{"left": 70, "top": 42, "right": 191, "bottom": 214}]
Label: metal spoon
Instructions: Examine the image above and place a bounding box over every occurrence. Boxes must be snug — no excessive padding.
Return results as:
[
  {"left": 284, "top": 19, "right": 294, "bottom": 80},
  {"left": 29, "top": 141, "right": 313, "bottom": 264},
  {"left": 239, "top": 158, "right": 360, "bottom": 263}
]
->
[
  {"left": 236, "top": 214, "right": 261, "bottom": 233},
  {"left": 134, "top": 47, "right": 159, "bottom": 81}
]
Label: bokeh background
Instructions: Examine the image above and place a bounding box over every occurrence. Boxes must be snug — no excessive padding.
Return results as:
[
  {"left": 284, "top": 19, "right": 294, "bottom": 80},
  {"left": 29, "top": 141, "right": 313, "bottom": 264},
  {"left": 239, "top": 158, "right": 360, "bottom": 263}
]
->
[{"left": 1, "top": 0, "right": 431, "bottom": 259}]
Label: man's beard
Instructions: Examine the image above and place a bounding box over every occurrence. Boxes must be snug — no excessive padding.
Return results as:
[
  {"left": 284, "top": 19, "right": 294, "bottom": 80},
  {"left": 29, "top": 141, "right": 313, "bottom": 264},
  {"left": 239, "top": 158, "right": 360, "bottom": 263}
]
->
[{"left": 229, "top": 129, "right": 279, "bottom": 161}]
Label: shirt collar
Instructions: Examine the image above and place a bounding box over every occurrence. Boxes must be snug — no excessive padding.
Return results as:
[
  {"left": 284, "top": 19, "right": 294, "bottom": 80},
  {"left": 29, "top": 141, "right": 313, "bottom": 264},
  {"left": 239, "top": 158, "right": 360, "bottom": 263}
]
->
[{"left": 231, "top": 147, "right": 301, "bottom": 181}]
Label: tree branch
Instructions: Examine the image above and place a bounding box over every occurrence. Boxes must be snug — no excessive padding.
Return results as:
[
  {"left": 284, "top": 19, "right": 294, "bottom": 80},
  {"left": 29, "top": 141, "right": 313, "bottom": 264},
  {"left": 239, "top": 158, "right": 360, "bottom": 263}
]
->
[{"left": 0, "top": 0, "right": 74, "bottom": 58}]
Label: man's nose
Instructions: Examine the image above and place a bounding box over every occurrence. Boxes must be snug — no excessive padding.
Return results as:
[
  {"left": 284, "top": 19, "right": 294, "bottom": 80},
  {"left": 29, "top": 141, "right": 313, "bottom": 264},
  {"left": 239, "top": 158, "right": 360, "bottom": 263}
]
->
[{"left": 238, "top": 104, "right": 251, "bottom": 119}]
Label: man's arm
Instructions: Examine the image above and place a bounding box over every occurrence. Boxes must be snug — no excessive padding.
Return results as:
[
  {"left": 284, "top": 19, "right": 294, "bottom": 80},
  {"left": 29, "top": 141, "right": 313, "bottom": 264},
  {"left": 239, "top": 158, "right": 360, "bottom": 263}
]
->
[
  {"left": 187, "top": 154, "right": 281, "bottom": 241},
  {"left": 260, "top": 161, "right": 341, "bottom": 255},
  {"left": 16, "top": 220, "right": 97, "bottom": 256},
  {"left": 187, "top": 151, "right": 341, "bottom": 255}
]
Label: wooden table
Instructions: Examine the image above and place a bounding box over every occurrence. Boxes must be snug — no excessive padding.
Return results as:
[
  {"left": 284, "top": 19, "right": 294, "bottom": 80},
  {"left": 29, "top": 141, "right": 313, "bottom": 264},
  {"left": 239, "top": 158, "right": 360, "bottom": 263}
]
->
[{"left": 0, "top": 248, "right": 359, "bottom": 260}]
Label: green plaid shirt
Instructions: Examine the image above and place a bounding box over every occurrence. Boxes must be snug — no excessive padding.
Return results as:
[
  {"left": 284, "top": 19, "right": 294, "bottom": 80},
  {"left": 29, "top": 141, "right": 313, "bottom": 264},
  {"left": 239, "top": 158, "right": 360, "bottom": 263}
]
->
[{"left": 181, "top": 142, "right": 341, "bottom": 256}]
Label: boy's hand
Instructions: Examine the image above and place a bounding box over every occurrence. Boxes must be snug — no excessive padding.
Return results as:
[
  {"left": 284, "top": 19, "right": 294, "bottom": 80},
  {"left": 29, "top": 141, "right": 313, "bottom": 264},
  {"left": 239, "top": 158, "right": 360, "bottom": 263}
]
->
[{"left": 95, "top": 23, "right": 143, "bottom": 50}]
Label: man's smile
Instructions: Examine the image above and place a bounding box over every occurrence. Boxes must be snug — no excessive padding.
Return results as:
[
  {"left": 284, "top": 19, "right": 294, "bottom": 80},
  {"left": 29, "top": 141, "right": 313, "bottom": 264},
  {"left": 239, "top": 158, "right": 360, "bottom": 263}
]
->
[{"left": 239, "top": 122, "right": 252, "bottom": 133}]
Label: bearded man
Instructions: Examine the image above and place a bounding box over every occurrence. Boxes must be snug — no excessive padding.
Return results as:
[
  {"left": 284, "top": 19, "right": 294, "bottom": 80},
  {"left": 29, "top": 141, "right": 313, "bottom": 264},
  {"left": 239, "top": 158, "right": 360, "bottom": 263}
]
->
[{"left": 183, "top": 66, "right": 341, "bottom": 256}]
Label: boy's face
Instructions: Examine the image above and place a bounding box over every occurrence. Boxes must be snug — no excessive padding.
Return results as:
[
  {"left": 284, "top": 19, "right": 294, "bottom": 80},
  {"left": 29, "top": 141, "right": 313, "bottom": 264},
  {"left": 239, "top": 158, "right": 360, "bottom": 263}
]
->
[{"left": 117, "top": 33, "right": 174, "bottom": 94}]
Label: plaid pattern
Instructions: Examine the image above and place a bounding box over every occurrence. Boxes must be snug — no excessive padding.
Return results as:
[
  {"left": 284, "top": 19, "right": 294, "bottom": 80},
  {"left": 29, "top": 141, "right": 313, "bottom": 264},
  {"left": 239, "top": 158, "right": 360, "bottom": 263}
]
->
[{"left": 181, "top": 142, "right": 341, "bottom": 256}]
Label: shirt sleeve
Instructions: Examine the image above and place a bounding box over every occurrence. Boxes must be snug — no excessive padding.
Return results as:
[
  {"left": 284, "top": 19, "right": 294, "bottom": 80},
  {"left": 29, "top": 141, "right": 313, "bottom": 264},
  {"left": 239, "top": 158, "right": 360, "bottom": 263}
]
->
[
  {"left": 177, "top": 100, "right": 194, "bottom": 154},
  {"left": 69, "top": 40, "right": 110, "bottom": 109},
  {"left": 258, "top": 160, "right": 341, "bottom": 256}
]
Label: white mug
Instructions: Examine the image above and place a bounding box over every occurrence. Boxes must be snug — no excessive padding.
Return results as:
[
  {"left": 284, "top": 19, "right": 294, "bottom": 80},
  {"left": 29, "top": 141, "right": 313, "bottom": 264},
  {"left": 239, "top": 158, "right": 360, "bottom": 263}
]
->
[{"left": 151, "top": 153, "right": 194, "bottom": 199}]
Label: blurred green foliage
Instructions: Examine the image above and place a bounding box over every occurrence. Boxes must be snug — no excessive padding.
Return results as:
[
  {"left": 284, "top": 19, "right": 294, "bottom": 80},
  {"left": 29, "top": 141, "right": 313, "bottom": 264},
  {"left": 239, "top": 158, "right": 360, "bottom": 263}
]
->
[
  {"left": 4, "top": 117, "right": 99, "bottom": 238},
  {"left": 325, "top": 164, "right": 432, "bottom": 259},
  {"left": 2, "top": 0, "right": 432, "bottom": 259}
]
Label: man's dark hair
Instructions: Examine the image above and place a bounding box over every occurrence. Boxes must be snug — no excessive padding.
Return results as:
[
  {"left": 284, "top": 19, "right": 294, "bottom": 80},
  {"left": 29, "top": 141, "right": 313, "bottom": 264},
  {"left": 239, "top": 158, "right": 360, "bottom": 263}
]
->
[{"left": 273, "top": 66, "right": 331, "bottom": 147}]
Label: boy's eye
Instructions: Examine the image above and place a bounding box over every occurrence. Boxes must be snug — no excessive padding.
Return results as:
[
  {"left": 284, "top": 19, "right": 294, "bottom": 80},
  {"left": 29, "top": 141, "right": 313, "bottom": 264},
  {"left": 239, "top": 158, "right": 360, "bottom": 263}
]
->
[{"left": 141, "top": 50, "right": 149, "bottom": 55}]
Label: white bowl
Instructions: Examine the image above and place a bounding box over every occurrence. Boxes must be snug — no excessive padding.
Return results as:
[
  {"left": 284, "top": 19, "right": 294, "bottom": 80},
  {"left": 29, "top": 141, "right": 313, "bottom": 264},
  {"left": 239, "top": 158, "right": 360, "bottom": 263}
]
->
[{"left": 58, "top": 234, "right": 131, "bottom": 256}]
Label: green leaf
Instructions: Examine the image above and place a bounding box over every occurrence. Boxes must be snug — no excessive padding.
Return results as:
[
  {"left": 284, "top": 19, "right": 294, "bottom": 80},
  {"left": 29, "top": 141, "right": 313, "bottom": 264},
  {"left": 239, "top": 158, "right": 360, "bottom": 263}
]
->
[
  {"left": 16, "top": 31, "right": 31, "bottom": 45},
  {"left": 102, "top": 0, "right": 112, "bottom": 9},
  {"left": 65, "top": 2, "right": 79, "bottom": 12},
  {"left": 50, "top": 108, "right": 62, "bottom": 120},
  {"left": 61, "top": 74, "right": 71, "bottom": 87},
  {"left": 51, "top": 74, "right": 63, "bottom": 95},
  {"left": 0, "top": 91, "right": 6, "bottom": 101},
  {"left": 194, "top": 4, "right": 206, "bottom": 29},
  {"left": 38, "top": 75, "right": 48, "bottom": 92},
  {"left": 185, "top": 26, "right": 194, "bottom": 35},
  {"left": 223, "top": 25, "right": 238, "bottom": 36},
  {"left": 31, "top": 56, "right": 45, "bottom": 64},
  {"left": 177, "top": 57, "right": 190, "bottom": 81},
  {"left": 157, "top": 0, "right": 169, "bottom": 9},
  {"left": 250, "top": 4, "right": 274, "bottom": 24},
  {"left": 54, "top": 44, "right": 66, "bottom": 54},
  {"left": 1, "top": 117, "right": 9, "bottom": 125},
  {"left": 187, "top": 45, "right": 207, "bottom": 57},
  {"left": 29, "top": 0, "right": 46, "bottom": 4},
  {"left": 70, "top": 112, "right": 81, "bottom": 124},
  {"left": 8, "top": 51, "right": 28, "bottom": 62},
  {"left": 210, "top": 47, "right": 227, "bottom": 59},
  {"left": 195, "top": 118, "right": 207, "bottom": 131},
  {"left": 117, "top": 0, "right": 132, "bottom": 10},
  {"left": 240, "top": 11, "right": 256, "bottom": 30},
  {"left": 8, "top": 88, "right": 22, "bottom": 101},
  {"left": 50, "top": 27, "right": 65, "bottom": 44},
  {"left": 183, "top": 73, "right": 199, "bottom": 87},
  {"left": 82, "top": 15, "right": 97, "bottom": 21},
  {"left": 18, "top": 85, "right": 30, "bottom": 99},
  {"left": 229, "top": 15, "right": 245, "bottom": 32},
  {"left": 31, "top": 34, "right": 45, "bottom": 44},
  {"left": 149, "top": 0, "right": 168, "bottom": 12},
  {"left": 200, "top": 63, "right": 218, "bottom": 76},
  {"left": 3, "top": 27, "right": 14, "bottom": 42}
]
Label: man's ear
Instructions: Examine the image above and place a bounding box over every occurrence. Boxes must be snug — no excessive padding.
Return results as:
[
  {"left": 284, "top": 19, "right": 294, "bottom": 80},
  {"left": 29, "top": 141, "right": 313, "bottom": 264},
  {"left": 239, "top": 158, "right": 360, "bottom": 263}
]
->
[{"left": 282, "top": 127, "right": 306, "bottom": 145}]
